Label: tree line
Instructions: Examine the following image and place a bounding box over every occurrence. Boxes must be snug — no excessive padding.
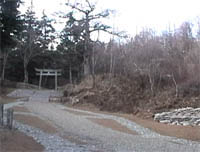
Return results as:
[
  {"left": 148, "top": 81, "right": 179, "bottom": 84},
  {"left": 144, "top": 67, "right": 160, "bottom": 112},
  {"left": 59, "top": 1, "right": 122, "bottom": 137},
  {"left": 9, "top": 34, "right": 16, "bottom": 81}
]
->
[
  {"left": 0, "top": 0, "right": 113, "bottom": 87},
  {"left": 0, "top": 0, "right": 200, "bottom": 94},
  {"left": 0, "top": 0, "right": 55, "bottom": 84}
]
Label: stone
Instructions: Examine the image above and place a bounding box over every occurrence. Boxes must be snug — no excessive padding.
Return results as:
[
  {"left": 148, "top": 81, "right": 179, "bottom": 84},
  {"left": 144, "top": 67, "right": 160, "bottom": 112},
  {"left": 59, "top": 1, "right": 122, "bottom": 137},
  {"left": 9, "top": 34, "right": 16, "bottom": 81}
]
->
[
  {"left": 159, "top": 120, "right": 170, "bottom": 124},
  {"left": 181, "top": 121, "right": 191, "bottom": 126},
  {"left": 154, "top": 107, "right": 200, "bottom": 126},
  {"left": 70, "top": 97, "right": 80, "bottom": 105},
  {"left": 171, "top": 121, "right": 179, "bottom": 125},
  {"left": 49, "top": 96, "right": 61, "bottom": 103}
]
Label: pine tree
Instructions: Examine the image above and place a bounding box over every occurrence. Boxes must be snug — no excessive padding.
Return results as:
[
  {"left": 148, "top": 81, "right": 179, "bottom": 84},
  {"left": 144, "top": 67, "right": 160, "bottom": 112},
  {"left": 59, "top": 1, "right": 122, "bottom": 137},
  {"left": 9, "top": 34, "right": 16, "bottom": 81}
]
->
[
  {"left": 0, "top": 0, "right": 22, "bottom": 81},
  {"left": 19, "top": 4, "right": 56, "bottom": 83},
  {"left": 19, "top": 2, "right": 40, "bottom": 83},
  {"left": 39, "top": 10, "right": 55, "bottom": 51}
]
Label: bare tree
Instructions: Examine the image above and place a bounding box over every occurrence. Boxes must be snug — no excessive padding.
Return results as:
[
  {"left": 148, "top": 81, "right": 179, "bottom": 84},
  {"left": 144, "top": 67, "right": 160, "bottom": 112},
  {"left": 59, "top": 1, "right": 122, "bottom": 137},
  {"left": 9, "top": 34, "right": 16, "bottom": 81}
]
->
[{"left": 64, "top": 0, "right": 117, "bottom": 77}]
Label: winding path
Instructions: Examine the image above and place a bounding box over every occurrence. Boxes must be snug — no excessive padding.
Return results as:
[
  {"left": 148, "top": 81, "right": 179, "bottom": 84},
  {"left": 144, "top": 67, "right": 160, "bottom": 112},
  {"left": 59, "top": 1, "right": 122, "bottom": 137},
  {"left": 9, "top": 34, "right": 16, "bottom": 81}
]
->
[{"left": 7, "top": 89, "right": 200, "bottom": 152}]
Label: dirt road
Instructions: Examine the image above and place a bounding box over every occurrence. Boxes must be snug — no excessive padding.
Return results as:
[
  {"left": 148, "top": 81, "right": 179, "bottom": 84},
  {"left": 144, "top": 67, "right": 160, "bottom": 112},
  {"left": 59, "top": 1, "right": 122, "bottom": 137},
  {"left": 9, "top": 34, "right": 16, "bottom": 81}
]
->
[{"left": 7, "top": 89, "right": 200, "bottom": 152}]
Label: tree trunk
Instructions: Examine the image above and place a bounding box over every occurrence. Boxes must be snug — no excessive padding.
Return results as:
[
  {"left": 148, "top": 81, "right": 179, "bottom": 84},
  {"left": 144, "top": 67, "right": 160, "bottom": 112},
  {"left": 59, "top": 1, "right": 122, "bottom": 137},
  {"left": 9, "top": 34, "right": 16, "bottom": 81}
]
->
[
  {"left": 109, "top": 43, "right": 115, "bottom": 81},
  {"left": 24, "top": 61, "right": 29, "bottom": 83},
  {"left": 83, "top": 55, "right": 90, "bottom": 76},
  {"left": 172, "top": 74, "right": 179, "bottom": 97},
  {"left": 83, "top": 13, "right": 91, "bottom": 77},
  {"left": 148, "top": 71, "right": 155, "bottom": 97},
  {"left": 1, "top": 52, "right": 9, "bottom": 81},
  {"left": 91, "top": 46, "right": 96, "bottom": 88},
  {"left": 1, "top": 63, "right": 5, "bottom": 81},
  {"left": 69, "top": 63, "right": 72, "bottom": 84},
  {"left": 24, "top": 69, "right": 28, "bottom": 84}
]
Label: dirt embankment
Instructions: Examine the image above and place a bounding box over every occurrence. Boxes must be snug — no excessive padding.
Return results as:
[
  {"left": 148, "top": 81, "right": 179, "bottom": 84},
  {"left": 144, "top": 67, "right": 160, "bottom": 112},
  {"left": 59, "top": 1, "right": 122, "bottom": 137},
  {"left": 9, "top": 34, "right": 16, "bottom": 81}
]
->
[
  {"left": 63, "top": 75, "right": 200, "bottom": 119},
  {"left": 0, "top": 129, "right": 44, "bottom": 152}
]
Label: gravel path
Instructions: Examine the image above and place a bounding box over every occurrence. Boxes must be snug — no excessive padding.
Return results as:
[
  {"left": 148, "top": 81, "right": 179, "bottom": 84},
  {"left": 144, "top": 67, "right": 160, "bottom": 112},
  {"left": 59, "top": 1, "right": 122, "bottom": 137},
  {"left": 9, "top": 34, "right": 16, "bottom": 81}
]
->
[
  {"left": 8, "top": 89, "right": 63, "bottom": 102},
  {"left": 7, "top": 89, "right": 200, "bottom": 152},
  {"left": 25, "top": 102, "right": 200, "bottom": 152},
  {"left": 15, "top": 121, "right": 100, "bottom": 152}
]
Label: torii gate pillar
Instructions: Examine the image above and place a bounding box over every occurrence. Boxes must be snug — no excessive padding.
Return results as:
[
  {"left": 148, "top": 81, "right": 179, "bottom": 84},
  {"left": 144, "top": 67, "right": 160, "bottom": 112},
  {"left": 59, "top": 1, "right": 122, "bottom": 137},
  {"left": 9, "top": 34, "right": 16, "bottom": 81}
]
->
[{"left": 35, "top": 68, "right": 61, "bottom": 90}]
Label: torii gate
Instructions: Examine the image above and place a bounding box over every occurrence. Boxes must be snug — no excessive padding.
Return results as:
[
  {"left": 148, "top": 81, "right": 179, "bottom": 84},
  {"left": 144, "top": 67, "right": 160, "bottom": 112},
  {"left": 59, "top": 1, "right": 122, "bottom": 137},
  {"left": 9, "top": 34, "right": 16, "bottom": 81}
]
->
[{"left": 35, "top": 68, "right": 61, "bottom": 90}]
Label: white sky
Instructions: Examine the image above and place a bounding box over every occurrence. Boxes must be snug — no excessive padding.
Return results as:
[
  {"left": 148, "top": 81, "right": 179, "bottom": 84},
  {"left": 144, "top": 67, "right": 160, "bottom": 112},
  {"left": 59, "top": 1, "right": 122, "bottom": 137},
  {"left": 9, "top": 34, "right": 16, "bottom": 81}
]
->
[{"left": 21, "top": 0, "right": 200, "bottom": 40}]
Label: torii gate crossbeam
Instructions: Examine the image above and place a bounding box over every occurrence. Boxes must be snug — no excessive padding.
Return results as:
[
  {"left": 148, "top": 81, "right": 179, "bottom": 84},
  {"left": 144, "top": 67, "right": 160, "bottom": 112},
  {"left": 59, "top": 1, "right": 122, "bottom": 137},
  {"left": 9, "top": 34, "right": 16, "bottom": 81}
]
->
[{"left": 35, "top": 68, "right": 61, "bottom": 90}]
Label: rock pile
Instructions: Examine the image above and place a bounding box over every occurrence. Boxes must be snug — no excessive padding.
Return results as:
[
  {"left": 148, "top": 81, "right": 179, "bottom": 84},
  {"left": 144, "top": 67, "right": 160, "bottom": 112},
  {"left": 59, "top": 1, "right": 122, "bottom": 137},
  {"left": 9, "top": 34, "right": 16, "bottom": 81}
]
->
[{"left": 154, "top": 107, "right": 200, "bottom": 126}]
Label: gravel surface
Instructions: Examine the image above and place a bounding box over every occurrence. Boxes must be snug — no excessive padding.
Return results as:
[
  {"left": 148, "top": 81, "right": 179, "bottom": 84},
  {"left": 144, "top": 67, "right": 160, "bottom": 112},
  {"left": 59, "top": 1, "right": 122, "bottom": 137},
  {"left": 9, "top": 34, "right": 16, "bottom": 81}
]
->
[
  {"left": 4, "top": 103, "right": 106, "bottom": 152},
  {"left": 8, "top": 89, "right": 63, "bottom": 102},
  {"left": 14, "top": 121, "right": 101, "bottom": 152},
  {"left": 25, "top": 102, "right": 200, "bottom": 152},
  {"left": 6, "top": 89, "right": 200, "bottom": 152}
]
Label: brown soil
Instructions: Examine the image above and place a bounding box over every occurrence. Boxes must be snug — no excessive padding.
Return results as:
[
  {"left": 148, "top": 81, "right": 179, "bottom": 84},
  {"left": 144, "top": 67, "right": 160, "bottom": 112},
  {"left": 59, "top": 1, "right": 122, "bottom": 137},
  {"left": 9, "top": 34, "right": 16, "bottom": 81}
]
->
[
  {"left": 14, "top": 114, "right": 57, "bottom": 134},
  {"left": 125, "top": 115, "right": 200, "bottom": 141},
  {"left": 67, "top": 104, "right": 200, "bottom": 142},
  {"left": 0, "top": 129, "right": 44, "bottom": 152},
  {"left": 13, "top": 106, "right": 30, "bottom": 113},
  {"left": 0, "top": 96, "right": 18, "bottom": 104},
  {"left": 88, "top": 118, "right": 138, "bottom": 135}
]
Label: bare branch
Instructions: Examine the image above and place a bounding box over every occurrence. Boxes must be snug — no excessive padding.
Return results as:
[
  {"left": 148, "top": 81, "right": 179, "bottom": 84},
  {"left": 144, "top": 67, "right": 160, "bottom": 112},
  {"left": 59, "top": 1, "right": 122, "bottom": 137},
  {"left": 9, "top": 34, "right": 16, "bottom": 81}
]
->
[
  {"left": 66, "top": 2, "right": 88, "bottom": 14},
  {"left": 85, "top": 0, "right": 94, "bottom": 11}
]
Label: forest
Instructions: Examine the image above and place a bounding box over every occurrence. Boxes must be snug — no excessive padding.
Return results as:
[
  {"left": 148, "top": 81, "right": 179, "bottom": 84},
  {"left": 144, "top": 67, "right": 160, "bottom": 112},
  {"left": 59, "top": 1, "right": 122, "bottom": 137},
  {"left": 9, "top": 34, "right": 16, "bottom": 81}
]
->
[{"left": 1, "top": 0, "right": 200, "bottom": 115}]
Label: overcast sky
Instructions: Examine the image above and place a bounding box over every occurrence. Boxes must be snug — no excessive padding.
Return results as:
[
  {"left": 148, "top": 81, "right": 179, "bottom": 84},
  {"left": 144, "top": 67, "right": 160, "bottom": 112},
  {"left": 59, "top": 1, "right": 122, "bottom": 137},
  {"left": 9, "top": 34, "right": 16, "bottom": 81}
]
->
[{"left": 21, "top": 0, "right": 200, "bottom": 40}]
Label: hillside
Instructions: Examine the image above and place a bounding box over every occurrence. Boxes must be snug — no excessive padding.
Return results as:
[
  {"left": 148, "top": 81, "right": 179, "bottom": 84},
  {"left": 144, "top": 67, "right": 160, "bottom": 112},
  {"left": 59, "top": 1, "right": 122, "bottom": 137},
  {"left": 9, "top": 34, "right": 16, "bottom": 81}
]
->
[{"left": 64, "top": 75, "right": 200, "bottom": 119}]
